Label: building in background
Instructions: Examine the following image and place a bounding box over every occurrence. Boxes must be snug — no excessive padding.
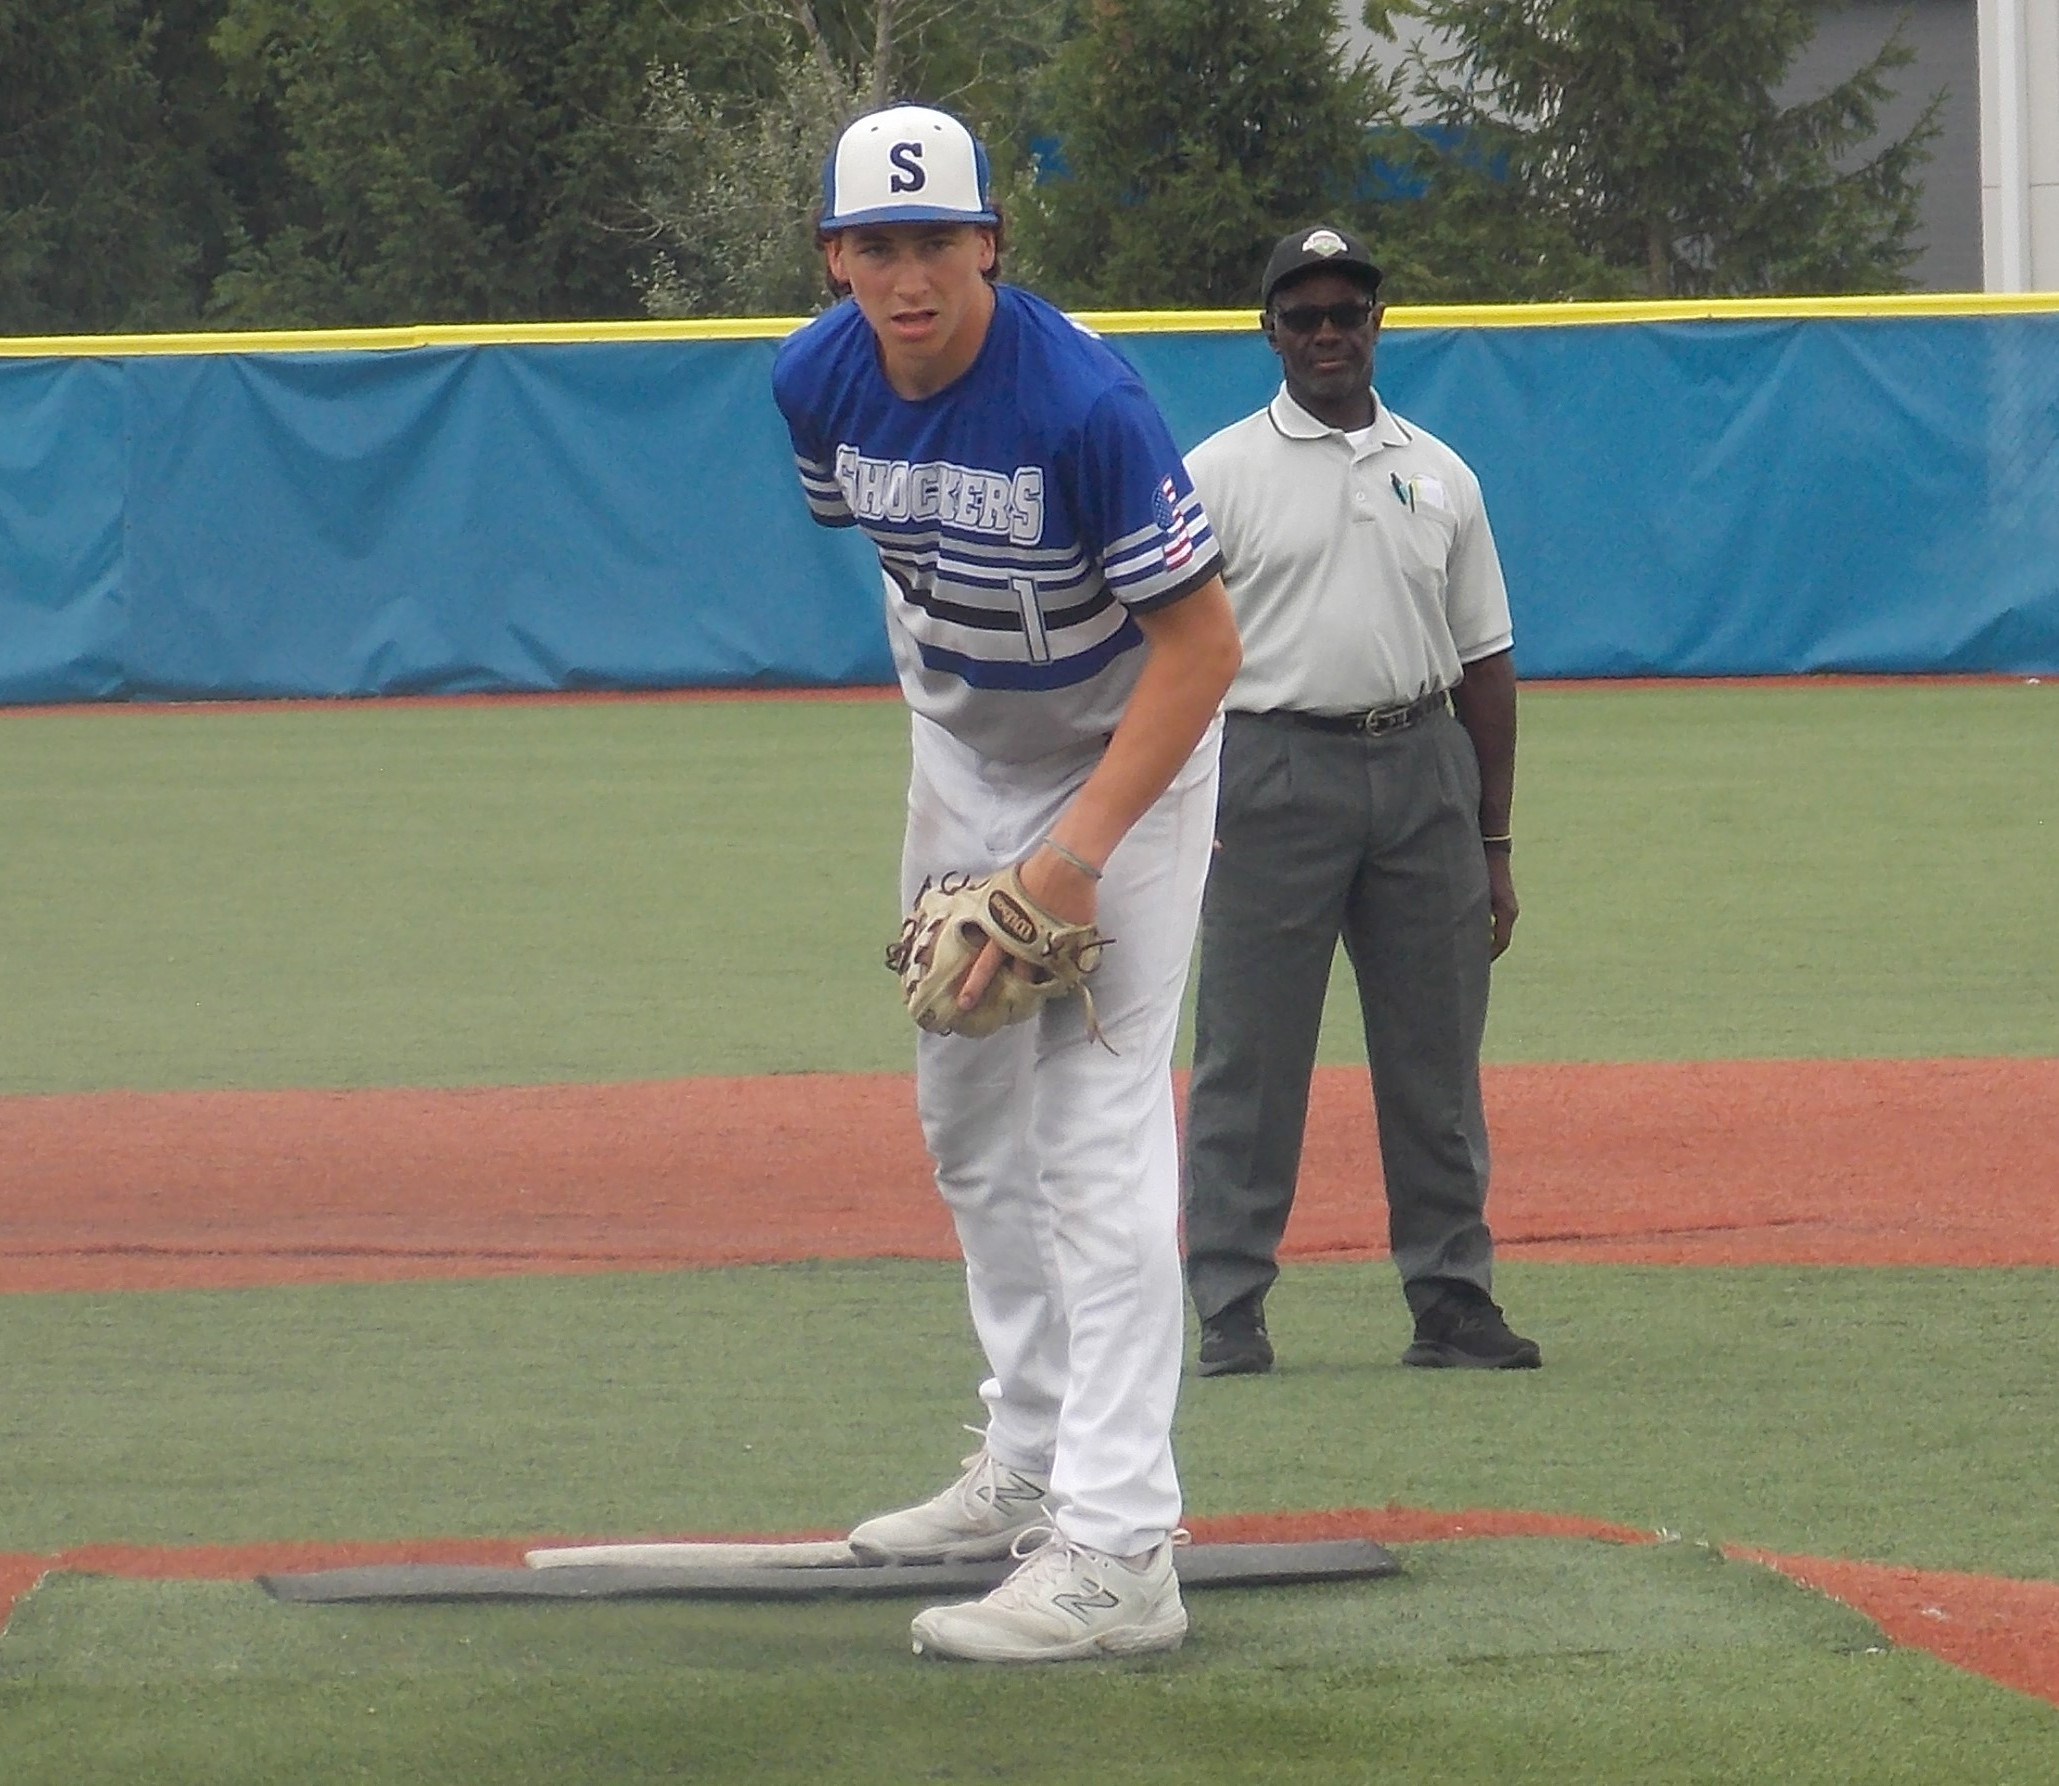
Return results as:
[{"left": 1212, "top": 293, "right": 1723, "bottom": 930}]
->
[
  {"left": 1979, "top": 0, "right": 2059, "bottom": 289},
  {"left": 1791, "top": 0, "right": 1980, "bottom": 290}
]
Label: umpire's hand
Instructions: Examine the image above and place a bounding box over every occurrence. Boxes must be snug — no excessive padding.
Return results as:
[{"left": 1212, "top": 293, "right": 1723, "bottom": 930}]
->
[{"left": 1487, "top": 854, "right": 1518, "bottom": 960}]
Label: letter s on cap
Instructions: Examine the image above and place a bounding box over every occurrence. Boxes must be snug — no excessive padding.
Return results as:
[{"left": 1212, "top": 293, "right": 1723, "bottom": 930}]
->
[{"left": 888, "top": 142, "right": 926, "bottom": 193}]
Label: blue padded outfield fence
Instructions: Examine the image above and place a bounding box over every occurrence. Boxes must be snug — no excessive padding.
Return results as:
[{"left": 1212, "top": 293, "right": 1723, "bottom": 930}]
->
[{"left": 2, "top": 296, "right": 2056, "bottom": 704}]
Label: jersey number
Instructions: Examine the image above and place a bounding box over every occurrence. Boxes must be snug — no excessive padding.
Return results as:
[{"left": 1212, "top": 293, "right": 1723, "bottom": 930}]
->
[
  {"left": 1012, "top": 577, "right": 1052, "bottom": 663},
  {"left": 888, "top": 143, "right": 926, "bottom": 193}
]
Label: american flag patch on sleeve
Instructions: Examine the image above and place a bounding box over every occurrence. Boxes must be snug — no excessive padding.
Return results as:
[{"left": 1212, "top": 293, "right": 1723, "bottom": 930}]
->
[{"left": 1152, "top": 476, "right": 1195, "bottom": 571}]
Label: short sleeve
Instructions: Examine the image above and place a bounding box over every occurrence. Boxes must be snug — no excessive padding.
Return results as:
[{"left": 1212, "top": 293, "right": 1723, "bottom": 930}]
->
[
  {"left": 1183, "top": 429, "right": 1244, "bottom": 576},
  {"left": 1446, "top": 464, "right": 1515, "bottom": 661},
  {"left": 771, "top": 339, "right": 856, "bottom": 530},
  {"left": 1073, "top": 382, "right": 1223, "bottom": 611}
]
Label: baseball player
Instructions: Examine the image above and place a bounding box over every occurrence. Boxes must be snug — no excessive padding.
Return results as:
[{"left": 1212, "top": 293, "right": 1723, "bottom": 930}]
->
[{"left": 770, "top": 104, "right": 1241, "bottom": 1662}]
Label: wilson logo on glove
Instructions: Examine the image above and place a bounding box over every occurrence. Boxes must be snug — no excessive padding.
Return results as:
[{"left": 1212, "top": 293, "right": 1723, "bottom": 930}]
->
[
  {"left": 886, "top": 866, "right": 1111, "bottom": 1048},
  {"left": 985, "top": 889, "right": 1039, "bottom": 948}
]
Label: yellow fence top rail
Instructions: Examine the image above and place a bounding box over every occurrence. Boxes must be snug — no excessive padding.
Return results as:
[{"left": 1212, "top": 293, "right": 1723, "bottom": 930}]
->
[{"left": 4, "top": 290, "right": 2057, "bottom": 357}]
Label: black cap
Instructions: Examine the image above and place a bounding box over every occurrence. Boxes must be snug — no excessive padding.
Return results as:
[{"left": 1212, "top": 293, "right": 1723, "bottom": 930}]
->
[{"left": 1261, "top": 225, "right": 1383, "bottom": 308}]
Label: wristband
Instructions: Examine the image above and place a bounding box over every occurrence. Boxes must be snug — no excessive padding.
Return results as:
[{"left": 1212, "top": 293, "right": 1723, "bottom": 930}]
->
[
  {"left": 1039, "top": 836, "right": 1104, "bottom": 881},
  {"left": 1480, "top": 833, "right": 1513, "bottom": 855}
]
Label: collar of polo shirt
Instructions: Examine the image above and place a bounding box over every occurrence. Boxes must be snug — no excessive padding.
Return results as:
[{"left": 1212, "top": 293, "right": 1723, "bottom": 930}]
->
[{"left": 1269, "top": 385, "right": 1412, "bottom": 449}]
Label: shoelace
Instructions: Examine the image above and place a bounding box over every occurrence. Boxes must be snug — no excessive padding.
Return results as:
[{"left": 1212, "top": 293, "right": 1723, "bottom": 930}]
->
[
  {"left": 988, "top": 1524, "right": 1191, "bottom": 1610},
  {"left": 950, "top": 1426, "right": 1050, "bottom": 1516},
  {"left": 946, "top": 1450, "right": 1006, "bottom": 1520},
  {"left": 989, "top": 1526, "right": 1089, "bottom": 1610},
  {"left": 1007, "top": 1523, "right": 1059, "bottom": 1563},
  {"left": 1005, "top": 1524, "right": 1190, "bottom": 1564}
]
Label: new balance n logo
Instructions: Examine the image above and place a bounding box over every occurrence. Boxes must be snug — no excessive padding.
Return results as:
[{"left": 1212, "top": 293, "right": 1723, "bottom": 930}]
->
[
  {"left": 1053, "top": 1583, "right": 1121, "bottom": 1622},
  {"left": 990, "top": 1473, "right": 1046, "bottom": 1509}
]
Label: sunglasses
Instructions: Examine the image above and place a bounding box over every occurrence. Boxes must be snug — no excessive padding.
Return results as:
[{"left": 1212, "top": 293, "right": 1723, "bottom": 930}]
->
[{"left": 1272, "top": 298, "right": 1376, "bottom": 334}]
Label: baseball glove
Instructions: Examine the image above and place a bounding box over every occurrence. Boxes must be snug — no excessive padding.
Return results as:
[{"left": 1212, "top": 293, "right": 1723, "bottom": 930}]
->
[{"left": 885, "top": 866, "right": 1110, "bottom": 1045}]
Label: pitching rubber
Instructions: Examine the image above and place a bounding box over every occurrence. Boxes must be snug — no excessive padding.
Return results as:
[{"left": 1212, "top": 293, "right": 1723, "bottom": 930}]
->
[{"left": 258, "top": 1538, "right": 1398, "bottom": 1604}]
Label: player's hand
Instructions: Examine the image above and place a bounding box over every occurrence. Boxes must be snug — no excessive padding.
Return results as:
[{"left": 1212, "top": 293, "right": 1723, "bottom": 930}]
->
[
  {"left": 955, "top": 842, "right": 1101, "bottom": 1012},
  {"left": 1487, "top": 855, "right": 1519, "bottom": 960}
]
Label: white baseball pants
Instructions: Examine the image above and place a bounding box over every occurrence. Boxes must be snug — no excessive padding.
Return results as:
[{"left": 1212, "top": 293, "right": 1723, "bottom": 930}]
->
[{"left": 902, "top": 710, "right": 1221, "bottom": 1557}]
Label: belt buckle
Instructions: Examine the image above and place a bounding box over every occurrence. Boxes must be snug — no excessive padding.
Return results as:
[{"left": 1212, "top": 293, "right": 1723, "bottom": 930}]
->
[{"left": 1361, "top": 703, "right": 1408, "bottom": 737}]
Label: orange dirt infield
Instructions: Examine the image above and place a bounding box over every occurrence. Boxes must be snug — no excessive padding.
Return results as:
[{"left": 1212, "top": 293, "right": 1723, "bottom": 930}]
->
[
  {"left": 3, "top": 1057, "right": 2053, "bottom": 1294},
  {"left": 4, "top": 1054, "right": 2056, "bottom": 1705},
  {"left": 4, "top": 1512, "right": 2056, "bottom": 1708}
]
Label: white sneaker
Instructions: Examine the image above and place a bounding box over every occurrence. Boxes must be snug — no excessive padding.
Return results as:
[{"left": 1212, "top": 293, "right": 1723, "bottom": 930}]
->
[
  {"left": 847, "top": 1447, "right": 1052, "bottom": 1564},
  {"left": 909, "top": 1530, "right": 1188, "bottom": 1662}
]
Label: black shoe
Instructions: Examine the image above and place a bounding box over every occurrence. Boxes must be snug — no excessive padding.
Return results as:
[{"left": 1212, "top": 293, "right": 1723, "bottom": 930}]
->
[
  {"left": 1402, "top": 1288, "right": 1542, "bottom": 1370},
  {"left": 1196, "top": 1295, "right": 1274, "bottom": 1377}
]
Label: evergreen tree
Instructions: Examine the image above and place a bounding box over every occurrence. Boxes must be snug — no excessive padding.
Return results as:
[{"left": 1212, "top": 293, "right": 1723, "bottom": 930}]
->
[
  {"left": 0, "top": 0, "right": 204, "bottom": 333},
  {"left": 205, "top": 0, "right": 704, "bottom": 327},
  {"left": 147, "top": 0, "right": 275, "bottom": 316},
  {"left": 1013, "top": 0, "right": 1382, "bottom": 309},
  {"left": 1365, "top": 0, "right": 1939, "bottom": 299}
]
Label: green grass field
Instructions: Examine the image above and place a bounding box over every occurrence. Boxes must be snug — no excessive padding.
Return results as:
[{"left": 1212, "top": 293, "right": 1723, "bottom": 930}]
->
[
  {"left": 19, "top": 1549, "right": 2054, "bottom": 1786},
  {"left": 3, "top": 683, "right": 2056, "bottom": 1782},
  {"left": 4, "top": 1262, "right": 2057, "bottom": 1574},
  {"left": 2, "top": 681, "right": 2053, "bottom": 1095}
]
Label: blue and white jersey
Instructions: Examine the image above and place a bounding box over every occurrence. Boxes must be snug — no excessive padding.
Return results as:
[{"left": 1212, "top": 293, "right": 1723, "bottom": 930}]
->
[{"left": 772, "top": 284, "right": 1221, "bottom": 762}]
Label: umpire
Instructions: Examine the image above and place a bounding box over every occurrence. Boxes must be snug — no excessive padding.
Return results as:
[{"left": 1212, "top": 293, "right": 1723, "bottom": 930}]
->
[{"left": 1180, "top": 224, "right": 1539, "bottom": 1376}]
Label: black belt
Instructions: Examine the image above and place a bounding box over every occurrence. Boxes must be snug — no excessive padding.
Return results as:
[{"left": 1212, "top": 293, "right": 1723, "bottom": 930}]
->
[{"left": 1257, "top": 690, "right": 1449, "bottom": 737}]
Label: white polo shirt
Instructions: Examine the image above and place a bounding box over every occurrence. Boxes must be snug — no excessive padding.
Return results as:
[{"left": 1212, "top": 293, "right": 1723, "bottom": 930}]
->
[{"left": 1186, "top": 386, "right": 1514, "bottom": 715}]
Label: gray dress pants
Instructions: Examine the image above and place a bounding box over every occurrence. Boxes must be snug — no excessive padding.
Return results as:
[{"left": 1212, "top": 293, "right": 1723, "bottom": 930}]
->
[{"left": 1183, "top": 705, "right": 1496, "bottom": 1323}]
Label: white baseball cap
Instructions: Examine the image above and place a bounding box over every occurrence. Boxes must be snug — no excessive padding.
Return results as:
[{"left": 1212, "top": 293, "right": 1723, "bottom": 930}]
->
[{"left": 820, "top": 105, "right": 998, "bottom": 231}]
